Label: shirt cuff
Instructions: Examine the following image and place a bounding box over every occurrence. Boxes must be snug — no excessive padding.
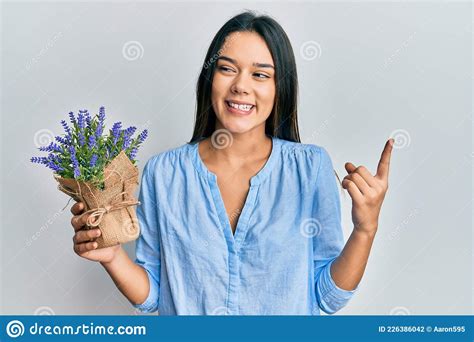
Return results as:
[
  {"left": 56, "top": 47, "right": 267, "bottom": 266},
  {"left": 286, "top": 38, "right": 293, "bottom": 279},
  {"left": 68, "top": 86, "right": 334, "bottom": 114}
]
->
[
  {"left": 132, "top": 267, "right": 159, "bottom": 313},
  {"left": 316, "top": 258, "right": 358, "bottom": 314}
]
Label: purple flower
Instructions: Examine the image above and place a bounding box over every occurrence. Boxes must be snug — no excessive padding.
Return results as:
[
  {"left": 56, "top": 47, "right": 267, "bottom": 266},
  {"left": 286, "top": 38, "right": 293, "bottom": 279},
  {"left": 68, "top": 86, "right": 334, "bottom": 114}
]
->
[
  {"left": 39, "top": 142, "right": 63, "bottom": 153},
  {"left": 137, "top": 129, "right": 148, "bottom": 144},
  {"left": 68, "top": 112, "right": 76, "bottom": 126},
  {"left": 78, "top": 133, "right": 85, "bottom": 147},
  {"left": 60, "top": 120, "right": 72, "bottom": 141},
  {"left": 30, "top": 156, "right": 48, "bottom": 165},
  {"left": 129, "top": 147, "right": 138, "bottom": 161},
  {"left": 69, "top": 145, "right": 75, "bottom": 155},
  {"left": 85, "top": 111, "right": 92, "bottom": 129},
  {"left": 47, "top": 161, "right": 63, "bottom": 172},
  {"left": 122, "top": 126, "right": 137, "bottom": 149},
  {"left": 55, "top": 135, "right": 68, "bottom": 145},
  {"left": 88, "top": 134, "right": 96, "bottom": 149},
  {"left": 46, "top": 154, "right": 64, "bottom": 172},
  {"left": 111, "top": 122, "right": 122, "bottom": 145},
  {"left": 68, "top": 145, "right": 75, "bottom": 156},
  {"left": 95, "top": 125, "right": 103, "bottom": 140},
  {"left": 95, "top": 107, "right": 106, "bottom": 139},
  {"left": 32, "top": 105, "right": 148, "bottom": 182},
  {"left": 90, "top": 154, "right": 98, "bottom": 167},
  {"left": 77, "top": 110, "right": 86, "bottom": 147},
  {"left": 99, "top": 106, "right": 106, "bottom": 124},
  {"left": 51, "top": 154, "right": 62, "bottom": 163},
  {"left": 69, "top": 145, "right": 80, "bottom": 178},
  {"left": 78, "top": 110, "right": 86, "bottom": 130}
]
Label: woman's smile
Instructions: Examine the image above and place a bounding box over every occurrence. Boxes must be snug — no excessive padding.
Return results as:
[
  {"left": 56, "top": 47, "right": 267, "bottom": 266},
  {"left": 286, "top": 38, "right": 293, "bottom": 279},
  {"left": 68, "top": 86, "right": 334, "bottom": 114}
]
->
[{"left": 225, "top": 100, "right": 255, "bottom": 116}]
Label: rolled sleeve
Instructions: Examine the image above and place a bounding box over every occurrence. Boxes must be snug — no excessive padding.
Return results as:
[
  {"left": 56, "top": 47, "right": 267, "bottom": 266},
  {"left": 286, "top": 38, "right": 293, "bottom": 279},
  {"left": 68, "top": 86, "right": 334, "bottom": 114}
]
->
[
  {"left": 312, "top": 146, "right": 358, "bottom": 314},
  {"left": 316, "top": 258, "right": 358, "bottom": 314},
  {"left": 132, "top": 267, "right": 160, "bottom": 313},
  {"left": 133, "top": 157, "right": 161, "bottom": 313}
]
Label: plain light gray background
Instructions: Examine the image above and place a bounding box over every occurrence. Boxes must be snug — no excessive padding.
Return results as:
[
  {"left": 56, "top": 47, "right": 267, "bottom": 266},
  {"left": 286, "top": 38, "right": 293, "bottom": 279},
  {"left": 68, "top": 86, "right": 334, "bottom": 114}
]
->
[{"left": 1, "top": 1, "right": 472, "bottom": 315}]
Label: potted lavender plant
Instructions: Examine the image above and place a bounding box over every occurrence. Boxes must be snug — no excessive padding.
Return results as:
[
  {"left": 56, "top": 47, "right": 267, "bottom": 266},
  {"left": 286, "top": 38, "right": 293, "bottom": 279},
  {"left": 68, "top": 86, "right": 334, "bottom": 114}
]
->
[{"left": 31, "top": 106, "right": 148, "bottom": 248}]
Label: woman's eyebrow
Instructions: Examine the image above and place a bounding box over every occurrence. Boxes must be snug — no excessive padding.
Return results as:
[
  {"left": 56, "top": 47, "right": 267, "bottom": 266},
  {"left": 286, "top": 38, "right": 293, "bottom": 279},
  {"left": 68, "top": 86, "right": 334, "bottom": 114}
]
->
[{"left": 217, "top": 55, "right": 274, "bottom": 69}]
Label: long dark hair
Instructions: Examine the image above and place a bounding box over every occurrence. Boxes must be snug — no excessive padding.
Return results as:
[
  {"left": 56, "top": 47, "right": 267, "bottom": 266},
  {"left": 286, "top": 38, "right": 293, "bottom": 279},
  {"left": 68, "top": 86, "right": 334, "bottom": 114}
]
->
[
  {"left": 188, "top": 10, "right": 343, "bottom": 189},
  {"left": 189, "top": 10, "right": 300, "bottom": 143}
]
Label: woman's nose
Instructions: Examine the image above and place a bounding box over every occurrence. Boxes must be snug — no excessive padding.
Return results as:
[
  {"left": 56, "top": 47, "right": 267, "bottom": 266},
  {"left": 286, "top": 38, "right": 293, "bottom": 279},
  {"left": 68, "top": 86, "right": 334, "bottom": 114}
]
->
[{"left": 230, "top": 74, "right": 250, "bottom": 95}]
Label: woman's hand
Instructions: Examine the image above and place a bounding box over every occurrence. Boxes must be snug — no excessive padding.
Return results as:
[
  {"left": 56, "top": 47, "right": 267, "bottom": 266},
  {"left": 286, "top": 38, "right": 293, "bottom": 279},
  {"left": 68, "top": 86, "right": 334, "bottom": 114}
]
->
[
  {"left": 71, "top": 202, "right": 122, "bottom": 264},
  {"left": 341, "top": 139, "right": 394, "bottom": 237}
]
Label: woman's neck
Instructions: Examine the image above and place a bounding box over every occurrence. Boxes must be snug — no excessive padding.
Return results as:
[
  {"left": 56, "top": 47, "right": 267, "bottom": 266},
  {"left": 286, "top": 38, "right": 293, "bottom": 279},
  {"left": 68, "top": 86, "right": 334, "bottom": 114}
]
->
[{"left": 201, "top": 128, "right": 272, "bottom": 166}]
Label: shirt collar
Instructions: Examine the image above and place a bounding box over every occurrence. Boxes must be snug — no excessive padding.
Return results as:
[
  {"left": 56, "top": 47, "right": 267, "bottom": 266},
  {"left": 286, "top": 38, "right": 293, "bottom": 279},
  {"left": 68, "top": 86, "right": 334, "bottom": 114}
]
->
[{"left": 190, "top": 135, "right": 281, "bottom": 186}]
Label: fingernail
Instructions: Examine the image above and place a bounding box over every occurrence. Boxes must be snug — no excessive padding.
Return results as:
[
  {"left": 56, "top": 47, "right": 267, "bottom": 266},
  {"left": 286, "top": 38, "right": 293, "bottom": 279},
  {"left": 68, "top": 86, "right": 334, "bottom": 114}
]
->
[
  {"left": 389, "top": 139, "right": 394, "bottom": 146},
  {"left": 96, "top": 230, "right": 101, "bottom": 237},
  {"left": 93, "top": 242, "right": 98, "bottom": 248}
]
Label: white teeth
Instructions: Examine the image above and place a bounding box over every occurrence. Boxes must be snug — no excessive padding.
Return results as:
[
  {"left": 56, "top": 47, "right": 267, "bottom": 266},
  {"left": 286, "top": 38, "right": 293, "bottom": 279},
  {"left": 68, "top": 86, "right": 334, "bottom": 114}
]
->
[{"left": 228, "top": 101, "right": 253, "bottom": 111}]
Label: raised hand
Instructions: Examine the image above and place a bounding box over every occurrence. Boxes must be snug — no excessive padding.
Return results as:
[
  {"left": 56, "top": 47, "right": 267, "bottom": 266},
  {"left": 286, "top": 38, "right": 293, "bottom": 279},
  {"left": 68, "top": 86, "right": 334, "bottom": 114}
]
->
[{"left": 341, "top": 139, "right": 394, "bottom": 236}]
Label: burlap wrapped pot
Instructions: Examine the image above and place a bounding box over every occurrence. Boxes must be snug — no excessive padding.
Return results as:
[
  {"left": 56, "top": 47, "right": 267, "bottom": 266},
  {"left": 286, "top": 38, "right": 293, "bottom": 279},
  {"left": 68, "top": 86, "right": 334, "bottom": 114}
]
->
[{"left": 54, "top": 150, "right": 141, "bottom": 249}]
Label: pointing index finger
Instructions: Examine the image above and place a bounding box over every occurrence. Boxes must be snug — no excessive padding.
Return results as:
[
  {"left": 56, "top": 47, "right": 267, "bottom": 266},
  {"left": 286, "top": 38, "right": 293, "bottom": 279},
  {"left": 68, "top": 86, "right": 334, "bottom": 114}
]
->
[{"left": 376, "top": 139, "right": 394, "bottom": 180}]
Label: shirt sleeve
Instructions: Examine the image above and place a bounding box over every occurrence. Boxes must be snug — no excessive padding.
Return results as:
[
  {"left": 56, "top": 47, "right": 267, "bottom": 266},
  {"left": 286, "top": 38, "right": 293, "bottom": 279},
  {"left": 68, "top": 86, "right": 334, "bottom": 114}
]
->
[
  {"left": 312, "top": 146, "right": 358, "bottom": 314},
  {"left": 132, "top": 157, "right": 161, "bottom": 313}
]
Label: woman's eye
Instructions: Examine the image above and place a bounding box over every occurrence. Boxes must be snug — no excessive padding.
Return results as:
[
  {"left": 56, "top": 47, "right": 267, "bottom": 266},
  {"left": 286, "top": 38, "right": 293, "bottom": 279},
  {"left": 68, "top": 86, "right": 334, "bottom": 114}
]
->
[
  {"left": 218, "top": 66, "right": 233, "bottom": 72},
  {"left": 217, "top": 66, "right": 269, "bottom": 79},
  {"left": 254, "top": 73, "right": 270, "bottom": 79}
]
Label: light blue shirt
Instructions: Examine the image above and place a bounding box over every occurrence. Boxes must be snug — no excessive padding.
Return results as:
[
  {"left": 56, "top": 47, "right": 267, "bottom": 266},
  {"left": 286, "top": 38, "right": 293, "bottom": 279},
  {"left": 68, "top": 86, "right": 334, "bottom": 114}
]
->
[{"left": 133, "top": 135, "right": 357, "bottom": 315}]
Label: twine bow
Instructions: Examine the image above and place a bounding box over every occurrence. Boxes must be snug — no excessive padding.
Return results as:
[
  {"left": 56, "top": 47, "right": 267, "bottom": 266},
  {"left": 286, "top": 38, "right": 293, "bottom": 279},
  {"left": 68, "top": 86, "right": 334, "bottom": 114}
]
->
[
  {"left": 81, "top": 191, "right": 140, "bottom": 227},
  {"left": 54, "top": 169, "right": 140, "bottom": 228}
]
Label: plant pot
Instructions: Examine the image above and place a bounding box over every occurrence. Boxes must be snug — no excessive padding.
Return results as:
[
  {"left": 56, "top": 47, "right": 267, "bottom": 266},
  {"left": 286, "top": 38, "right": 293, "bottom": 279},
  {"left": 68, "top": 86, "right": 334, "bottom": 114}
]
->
[{"left": 54, "top": 150, "right": 141, "bottom": 248}]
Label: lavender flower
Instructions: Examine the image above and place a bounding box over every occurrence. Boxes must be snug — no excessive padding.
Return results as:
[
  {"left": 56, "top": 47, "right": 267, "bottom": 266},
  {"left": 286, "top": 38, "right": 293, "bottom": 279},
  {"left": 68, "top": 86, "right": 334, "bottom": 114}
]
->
[
  {"left": 99, "top": 106, "right": 105, "bottom": 123},
  {"left": 111, "top": 122, "right": 122, "bottom": 145},
  {"left": 32, "top": 106, "right": 148, "bottom": 186},
  {"left": 95, "top": 125, "right": 103, "bottom": 141},
  {"left": 122, "top": 126, "right": 137, "bottom": 149},
  {"left": 55, "top": 135, "right": 68, "bottom": 145},
  {"left": 77, "top": 110, "right": 86, "bottom": 130},
  {"left": 77, "top": 110, "right": 86, "bottom": 147},
  {"left": 137, "top": 129, "right": 148, "bottom": 144},
  {"left": 68, "top": 111, "right": 76, "bottom": 126},
  {"left": 88, "top": 134, "right": 97, "bottom": 149},
  {"left": 69, "top": 145, "right": 80, "bottom": 178},
  {"left": 40, "top": 142, "right": 64, "bottom": 153},
  {"left": 78, "top": 133, "right": 85, "bottom": 147},
  {"left": 89, "top": 154, "right": 98, "bottom": 168},
  {"left": 60, "top": 120, "right": 72, "bottom": 141},
  {"left": 47, "top": 161, "right": 62, "bottom": 172},
  {"left": 31, "top": 156, "right": 48, "bottom": 164},
  {"left": 46, "top": 154, "right": 64, "bottom": 172},
  {"left": 85, "top": 111, "right": 92, "bottom": 129},
  {"left": 51, "top": 154, "right": 62, "bottom": 164},
  {"left": 95, "top": 107, "right": 106, "bottom": 138},
  {"left": 129, "top": 147, "right": 138, "bottom": 161}
]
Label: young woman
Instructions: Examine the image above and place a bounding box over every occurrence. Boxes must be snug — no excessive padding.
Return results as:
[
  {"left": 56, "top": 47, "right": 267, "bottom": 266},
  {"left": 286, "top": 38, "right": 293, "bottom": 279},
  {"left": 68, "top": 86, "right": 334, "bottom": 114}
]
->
[{"left": 70, "top": 11, "right": 393, "bottom": 315}]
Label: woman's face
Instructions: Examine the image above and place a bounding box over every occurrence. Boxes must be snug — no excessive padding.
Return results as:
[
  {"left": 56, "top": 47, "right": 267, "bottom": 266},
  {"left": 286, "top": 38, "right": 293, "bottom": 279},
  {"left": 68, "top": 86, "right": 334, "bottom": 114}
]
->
[{"left": 211, "top": 31, "right": 276, "bottom": 135}]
